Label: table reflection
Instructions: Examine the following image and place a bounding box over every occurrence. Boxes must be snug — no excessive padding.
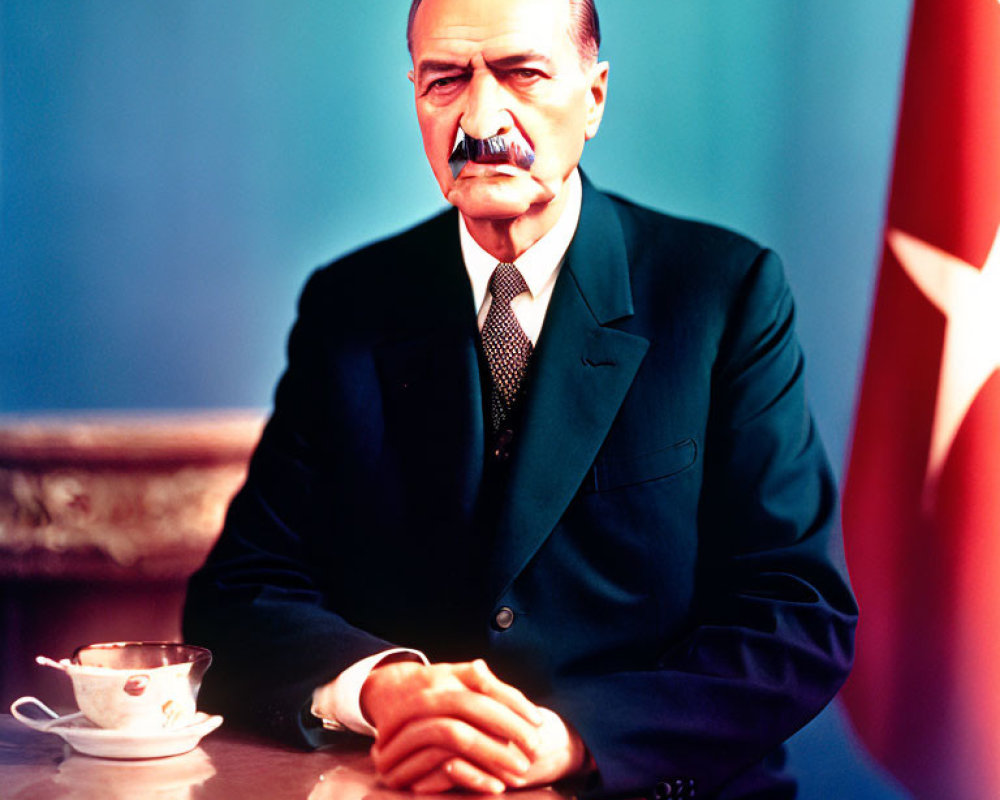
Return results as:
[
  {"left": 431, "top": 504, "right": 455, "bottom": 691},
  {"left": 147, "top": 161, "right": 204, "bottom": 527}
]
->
[
  {"left": 307, "top": 761, "right": 569, "bottom": 800},
  {"left": 59, "top": 748, "right": 214, "bottom": 800},
  {"left": 0, "top": 716, "right": 577, "bottom": 800}
]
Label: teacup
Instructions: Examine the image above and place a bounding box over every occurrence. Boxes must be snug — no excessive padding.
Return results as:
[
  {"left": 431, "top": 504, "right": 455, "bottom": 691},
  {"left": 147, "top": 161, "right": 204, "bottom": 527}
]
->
[{"left": 65, "top": 642, "right": 212, "bottom": 732}]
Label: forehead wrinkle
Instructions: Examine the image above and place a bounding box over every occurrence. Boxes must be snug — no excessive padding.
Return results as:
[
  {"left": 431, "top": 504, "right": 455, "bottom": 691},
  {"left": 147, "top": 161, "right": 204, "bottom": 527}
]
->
[
  {"left": 427, "top": 23, "right": 489, "bottom": 39},
  {"left": 421, "top": 36, "right": 558, "bottom": 66},
  {"left": 412, "top": 3, "right": 577, "bottom": 72},
  {"left": 417, "top": 17, "right": 560, "bottom": 48},
  {"left": 411, "top": 0, "right": 573, "bottom": 48},
  {"left": 423, "top": 31, "right": 544, "bottom": 48},
  {"left": 418, "top": 23, "right": 502, "bottom": 51}
]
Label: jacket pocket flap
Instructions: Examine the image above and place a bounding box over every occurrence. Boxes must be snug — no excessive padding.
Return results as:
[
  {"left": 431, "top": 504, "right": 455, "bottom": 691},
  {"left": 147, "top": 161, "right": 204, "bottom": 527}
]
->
[{"left": 589, "top": 438, "right": 698, "bottom": 492}]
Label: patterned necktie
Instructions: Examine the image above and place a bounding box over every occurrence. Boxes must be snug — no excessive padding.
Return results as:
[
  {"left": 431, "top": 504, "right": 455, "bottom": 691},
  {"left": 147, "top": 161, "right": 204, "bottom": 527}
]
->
[{"left": 481, "top": 262, "right": 533, "bottom": 433}]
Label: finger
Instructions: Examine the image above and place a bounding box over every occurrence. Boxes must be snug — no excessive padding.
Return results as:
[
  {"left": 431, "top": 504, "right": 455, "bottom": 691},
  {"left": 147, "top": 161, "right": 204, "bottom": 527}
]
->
[
  {"left": 379, "top": 745, "right": 528, "bottom": 793},
  {"left": 373, "top": 718, "right": 527, "bottom": 776},
  {"left": 442, "top": 757, "right": 507, "bottom": 794},
  {"left": 460, "top": 660, "right": 544, "bottom": 726},
  {"left": 404, "top": 687, "right": 542, "bottom": 757},
  {"left": 372, "top": 717, "right": 530, "bottom": 777},
  {"left": 409, "top": 759, "right": 508, "bottom": 795},
  {"left": 371, "top": 678, "right": 541, "bottom": 757},
  {"left": 409, "top": 767, "right": 456, "bottom": 795},
  {"left": 378, "top": 746, "right": 452, "bottom": 789}
]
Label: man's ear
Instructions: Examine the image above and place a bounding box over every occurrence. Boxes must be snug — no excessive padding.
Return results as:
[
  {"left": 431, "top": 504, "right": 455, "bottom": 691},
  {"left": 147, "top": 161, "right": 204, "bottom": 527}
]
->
[
  {"left": 408, "top": 69, "right": 415, "bottom": 85},
  {"left": 584, "top": 61, "right": 609, "bottom": 140}
]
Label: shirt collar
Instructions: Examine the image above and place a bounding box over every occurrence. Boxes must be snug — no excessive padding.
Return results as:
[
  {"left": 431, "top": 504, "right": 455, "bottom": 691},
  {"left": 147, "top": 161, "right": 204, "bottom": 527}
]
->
[{"left": 459, "top": 168, "right": 583, "bottom": 309}]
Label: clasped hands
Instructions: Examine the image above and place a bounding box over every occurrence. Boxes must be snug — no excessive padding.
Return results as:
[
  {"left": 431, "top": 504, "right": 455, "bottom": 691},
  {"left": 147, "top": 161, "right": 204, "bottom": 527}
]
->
[{"left": 359, "top": 658, "right": 587, "bottom": 794}]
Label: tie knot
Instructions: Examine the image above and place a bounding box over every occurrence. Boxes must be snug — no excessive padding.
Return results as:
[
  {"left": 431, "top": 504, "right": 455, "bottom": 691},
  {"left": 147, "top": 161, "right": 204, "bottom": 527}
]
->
[{"left": 489, "top": 262, "right": 529, "bottom": 304}]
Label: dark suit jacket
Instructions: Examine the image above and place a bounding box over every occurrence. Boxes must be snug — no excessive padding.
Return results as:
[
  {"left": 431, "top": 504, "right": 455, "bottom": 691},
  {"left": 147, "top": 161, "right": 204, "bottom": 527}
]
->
[{"left": 184, "top": 175, "right": 857, "bottom": 799}]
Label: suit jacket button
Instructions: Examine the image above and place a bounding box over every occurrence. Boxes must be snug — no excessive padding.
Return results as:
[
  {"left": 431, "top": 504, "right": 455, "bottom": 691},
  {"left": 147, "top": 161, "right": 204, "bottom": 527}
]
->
[{"left": 493, "top": 607, "right": 515, "bottom": 630}]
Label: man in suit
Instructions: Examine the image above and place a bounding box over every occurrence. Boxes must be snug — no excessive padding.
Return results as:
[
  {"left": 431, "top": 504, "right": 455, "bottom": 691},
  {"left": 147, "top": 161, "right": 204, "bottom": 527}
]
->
[{"left": 183, "top": 0, "right": 858, "bottom": 797}]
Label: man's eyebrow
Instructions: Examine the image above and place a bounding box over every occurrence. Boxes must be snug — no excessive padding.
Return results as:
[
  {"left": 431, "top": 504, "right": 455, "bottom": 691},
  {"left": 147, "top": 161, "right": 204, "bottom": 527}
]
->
[
  {"left": 416, "top": 60, "right": 470, "bottom": 80},
  {"left": 486, "top": 53, "right": 553, "bottom": 70},
  {"left": 416, "top": 53, "right": 553, "bottom": 81}
]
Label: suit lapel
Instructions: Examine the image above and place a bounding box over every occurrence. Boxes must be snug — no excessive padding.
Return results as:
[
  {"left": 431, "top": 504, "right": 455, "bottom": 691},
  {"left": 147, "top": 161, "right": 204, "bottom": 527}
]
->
[
  {"left": 374, "top": 210, "right": 485, "bottom": 526},
  {"left": 488, "top": 180, "right": 650, "bottom": 601}
]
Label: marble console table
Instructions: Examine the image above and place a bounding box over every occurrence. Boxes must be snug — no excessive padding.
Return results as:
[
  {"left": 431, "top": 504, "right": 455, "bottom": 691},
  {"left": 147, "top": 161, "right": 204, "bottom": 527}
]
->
[{"left": 0, "top": 411, "right": 265, "bottom": 707}]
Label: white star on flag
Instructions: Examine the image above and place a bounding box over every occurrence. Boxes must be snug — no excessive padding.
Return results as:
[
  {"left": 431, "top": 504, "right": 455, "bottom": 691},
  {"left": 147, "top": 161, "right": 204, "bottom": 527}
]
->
[{"left": 888, "top": 224, "right": 1000, "bottom": 506}]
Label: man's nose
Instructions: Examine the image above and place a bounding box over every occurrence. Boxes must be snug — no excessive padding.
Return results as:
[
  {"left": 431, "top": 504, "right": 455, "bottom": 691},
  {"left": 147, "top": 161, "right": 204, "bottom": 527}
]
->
[{"left": 460, "top": 72, "right": 513, "bottom": 140}]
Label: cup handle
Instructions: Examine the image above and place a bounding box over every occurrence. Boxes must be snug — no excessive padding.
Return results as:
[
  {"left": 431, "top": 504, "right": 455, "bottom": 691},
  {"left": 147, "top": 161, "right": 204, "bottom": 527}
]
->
[{"left": 10, "top": 696, "right": 62, "bottom": 731}]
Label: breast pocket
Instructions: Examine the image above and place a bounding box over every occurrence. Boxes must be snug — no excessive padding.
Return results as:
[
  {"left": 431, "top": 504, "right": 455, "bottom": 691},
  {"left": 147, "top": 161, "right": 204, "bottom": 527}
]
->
[{"left": 584, "top": 438, "right": 698, "bottom": 493}]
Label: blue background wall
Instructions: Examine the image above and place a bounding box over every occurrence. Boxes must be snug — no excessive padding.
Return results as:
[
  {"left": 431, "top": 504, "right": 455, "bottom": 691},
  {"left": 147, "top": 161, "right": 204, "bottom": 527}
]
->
[{"left": 2, "top": 2, "right": 913, "bottom": 796}]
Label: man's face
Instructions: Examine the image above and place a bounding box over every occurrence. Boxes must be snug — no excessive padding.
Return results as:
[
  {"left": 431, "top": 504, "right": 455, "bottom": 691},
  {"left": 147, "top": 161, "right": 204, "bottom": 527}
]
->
[{"left": 409, "top": 0, "right": 607, "bottom": 223}]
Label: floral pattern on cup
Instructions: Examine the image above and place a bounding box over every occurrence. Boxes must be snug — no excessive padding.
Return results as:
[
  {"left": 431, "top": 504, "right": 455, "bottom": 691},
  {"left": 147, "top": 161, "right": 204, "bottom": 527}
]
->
[{"left": 122, "top": 675, "right": 149, "bottom": 697}]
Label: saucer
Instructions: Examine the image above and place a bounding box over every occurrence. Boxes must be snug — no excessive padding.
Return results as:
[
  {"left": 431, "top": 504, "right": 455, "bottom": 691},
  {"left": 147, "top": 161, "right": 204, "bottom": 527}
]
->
[{"left": 10, "top": 697, "right": 223, "bottom": 759}]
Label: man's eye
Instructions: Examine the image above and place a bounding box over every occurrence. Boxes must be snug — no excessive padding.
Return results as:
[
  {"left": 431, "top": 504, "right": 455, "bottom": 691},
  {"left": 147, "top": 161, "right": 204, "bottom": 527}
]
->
[
  {"left": 511, "top": 69, "right": 542, "bottom": 81},
  {"left": 426, "top": 76, "right": 463, "bottom": 94}
]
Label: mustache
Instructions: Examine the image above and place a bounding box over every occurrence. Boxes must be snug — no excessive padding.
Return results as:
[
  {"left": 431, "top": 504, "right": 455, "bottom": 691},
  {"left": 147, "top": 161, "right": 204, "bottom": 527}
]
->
[{"left": 448, "top": 128, "right": 536, "bottom": 178}]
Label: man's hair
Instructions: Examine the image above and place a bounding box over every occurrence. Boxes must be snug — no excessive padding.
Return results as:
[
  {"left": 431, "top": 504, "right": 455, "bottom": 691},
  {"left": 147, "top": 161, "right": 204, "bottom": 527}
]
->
[{"left": 407, "top": 0, "right": 601, "bottom": 64}]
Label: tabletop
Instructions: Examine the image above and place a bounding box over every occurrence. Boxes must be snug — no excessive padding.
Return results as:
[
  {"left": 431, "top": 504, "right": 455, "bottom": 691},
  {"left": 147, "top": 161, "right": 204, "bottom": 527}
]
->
[{"left": 0, "top": 715, "right": 573, "bottom": 800}]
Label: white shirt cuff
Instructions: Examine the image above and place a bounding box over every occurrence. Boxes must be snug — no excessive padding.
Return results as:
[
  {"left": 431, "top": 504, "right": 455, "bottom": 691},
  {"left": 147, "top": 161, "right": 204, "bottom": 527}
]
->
[{"left": 310, "top": 648, "right": 427, "bottom": 736}]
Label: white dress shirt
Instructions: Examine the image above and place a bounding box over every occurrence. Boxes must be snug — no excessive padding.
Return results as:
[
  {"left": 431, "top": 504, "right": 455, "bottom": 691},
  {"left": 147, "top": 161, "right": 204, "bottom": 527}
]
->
[
  {"left": 461, "top": 168, "right": 583, "bottom": 343},
  {"left": 311, "top": 168, "right": 584, "bottom": 736}
]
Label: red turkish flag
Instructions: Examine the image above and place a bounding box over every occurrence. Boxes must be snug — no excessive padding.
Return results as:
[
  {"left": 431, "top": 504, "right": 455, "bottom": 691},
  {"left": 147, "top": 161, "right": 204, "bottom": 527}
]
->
[{"left": 842, "top": 1, "right": 1000, "bottom": 798}]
